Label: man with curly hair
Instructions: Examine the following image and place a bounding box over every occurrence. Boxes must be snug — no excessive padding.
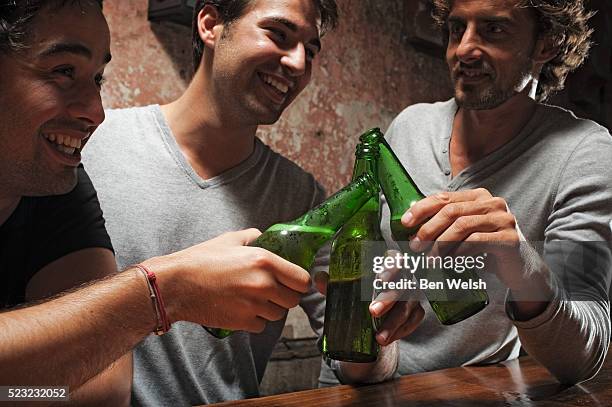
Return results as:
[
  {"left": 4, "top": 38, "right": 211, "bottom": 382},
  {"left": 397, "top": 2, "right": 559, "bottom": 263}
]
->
[{"left": 322, "top": 0, "right": 611, "bottom": 387}]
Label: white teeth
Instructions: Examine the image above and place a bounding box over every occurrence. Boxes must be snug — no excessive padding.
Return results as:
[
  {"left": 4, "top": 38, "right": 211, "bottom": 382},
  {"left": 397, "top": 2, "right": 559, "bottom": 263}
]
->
[
  {"left": 261, "top": 74, "right": 289, "bottom": 94},
  {"left": 58, "top": 145, "right": 76, "bottom": 155},
  {"left": 42, "top": 133, "right": 83, "bottom": 152}
]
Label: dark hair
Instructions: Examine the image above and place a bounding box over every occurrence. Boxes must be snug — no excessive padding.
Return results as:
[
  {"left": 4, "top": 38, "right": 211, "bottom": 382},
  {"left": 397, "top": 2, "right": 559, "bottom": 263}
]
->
[
  {"left": 431, "top": 0, "right": 594, "bottom": 101},
  {"left": 0, "top": 0, "right": 103, "bottom": 54},
  {"left": 191, "top": 0, "right": 339, "bottom": 69}
]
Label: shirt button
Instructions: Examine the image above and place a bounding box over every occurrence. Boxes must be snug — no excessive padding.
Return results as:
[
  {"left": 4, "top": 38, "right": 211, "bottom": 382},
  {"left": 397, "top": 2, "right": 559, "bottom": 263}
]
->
[
  {"left": 444, "top": 170, "right": 451, "bottom": 175},
  {"left": 442, "top": 148, "right": 448, "bottom": 153}
]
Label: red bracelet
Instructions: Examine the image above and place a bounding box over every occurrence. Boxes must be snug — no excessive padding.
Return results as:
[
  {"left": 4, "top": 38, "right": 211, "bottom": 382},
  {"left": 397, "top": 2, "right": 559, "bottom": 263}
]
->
[{"left": 134, "top": 264, "right": 171, "bottom": 335}]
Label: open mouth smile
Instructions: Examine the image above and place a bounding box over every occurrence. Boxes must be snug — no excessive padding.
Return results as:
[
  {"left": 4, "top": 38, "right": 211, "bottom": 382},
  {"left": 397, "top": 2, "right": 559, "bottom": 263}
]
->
[
  {"left": 42, "top": 133, "right": 85, "bottom": 155},
  {"left": 258, "top": 73, "right": 293, "bottom": 104},
  {"left": 40, "top": 131, "right": 90, "bottom": 166}
]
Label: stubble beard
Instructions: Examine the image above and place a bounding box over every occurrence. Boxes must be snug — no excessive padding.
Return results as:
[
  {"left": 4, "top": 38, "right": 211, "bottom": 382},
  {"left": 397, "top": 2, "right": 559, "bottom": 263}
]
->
[
  {"left": 454, "top": 57, "right": 535, "bottom": 110},
  {"left": 5, "top": 136, "right": 78, "bottom": 198}
]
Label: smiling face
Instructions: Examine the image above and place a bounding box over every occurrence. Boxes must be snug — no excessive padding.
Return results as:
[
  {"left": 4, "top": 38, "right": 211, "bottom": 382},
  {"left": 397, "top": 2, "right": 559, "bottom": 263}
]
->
[
  {"left": 0, "top": 1, "right": 111, "bottom": 198},
  {"left": 207, "top": 0, "right": 322, "bottom": 125},
  {"left": 446, "top": 0, "right": 540, "bottom": 110}
]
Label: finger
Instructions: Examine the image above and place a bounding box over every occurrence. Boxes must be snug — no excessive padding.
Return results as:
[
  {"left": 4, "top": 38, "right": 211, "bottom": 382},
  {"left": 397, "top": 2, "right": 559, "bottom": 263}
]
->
[
  {"left": 314, "top": 271, "right": 329, "bottom": 296},
  {"left": 385, "top": 303, "right": 425, "bottom": 343},
  {"left": 268, "top": 284, "right": 304, "bottom": 309},
  {"left": 426, "top": 214, "right": 502, "bottom": 257},
  {"left": 242, "top": 316, "right": 268, "bottom": 333},
  {"left": 256, "top": 301, "right": 289, "bottom": 322},
  {"left": 403, "top": 189, "right": 493, "bottom": 229},
  {"left": 370, "top": 280, "right": 408, "bottom": 318},
  {"left": 262, "top": 252, "right": 311, "bottom": 294},
  {"left": 222, "top": 228, "right": 263, "bottom": 246},
  {"left": 465, "top": 230, "right": 518, "bottom": 244},
  {"left": 369, "top": 297, "right": 395, "bottom": 318},
  {"left": 414, "top": 200, "right": 502, "bottom": 243},
  {"left": 375, "top": 301, "right": 423, "bottom": 345}
]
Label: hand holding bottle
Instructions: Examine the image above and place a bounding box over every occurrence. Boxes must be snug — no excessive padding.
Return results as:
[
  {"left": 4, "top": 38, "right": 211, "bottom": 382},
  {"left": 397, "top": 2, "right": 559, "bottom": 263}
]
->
[
  {"left": 403, "top": 189, "right": 521, "bottom": 285},
  {"left": 142, "top": 228, "right": 312, "bottom": 334},
  {"left": 403, "top": 188, "right": 553, "bottom": 320},
  {"left": 369, "top": 250, "right": 425, "bottom": 346},
  {"left": 316, "top": 257, "right": 425, "bottom": 347}
]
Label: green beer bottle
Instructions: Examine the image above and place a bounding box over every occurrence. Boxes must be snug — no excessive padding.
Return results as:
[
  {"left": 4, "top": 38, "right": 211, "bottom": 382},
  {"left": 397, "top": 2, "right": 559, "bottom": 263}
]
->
[
  {"left": 205, "top": 172, "right": 379, "bottom": 338},
  {"left": 322, "top": 143, "right": 383, "bottom": 363},
  {"left": 360, "top": 128, "right": 488, "bottom": 325}
]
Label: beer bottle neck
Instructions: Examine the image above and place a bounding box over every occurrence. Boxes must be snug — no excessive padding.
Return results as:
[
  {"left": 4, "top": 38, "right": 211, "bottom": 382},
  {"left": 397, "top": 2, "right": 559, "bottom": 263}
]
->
[
  {"left": 294, "top": 173, "right": 378, "bottom": 232},
  {"left": 377, "top": 140, "right": 425, "bottom": 219},
  {"left": 352, "top": 150, "right": 378, "bottom": 181}
]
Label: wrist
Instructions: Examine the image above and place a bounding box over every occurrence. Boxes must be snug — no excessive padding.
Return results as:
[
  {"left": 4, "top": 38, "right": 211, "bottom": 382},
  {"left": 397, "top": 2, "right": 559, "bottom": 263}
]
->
[
  {"left": 140, "top": 254, "right": 185, "bottom": 325},
  {"left": 508, "top": 273, "right": 554, "bottom": 321}
]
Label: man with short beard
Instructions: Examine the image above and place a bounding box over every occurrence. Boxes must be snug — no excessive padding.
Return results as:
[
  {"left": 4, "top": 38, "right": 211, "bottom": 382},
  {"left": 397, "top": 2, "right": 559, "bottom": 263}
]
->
[{"left": 322, "top": 0, "right": 612, "bottom": 387}]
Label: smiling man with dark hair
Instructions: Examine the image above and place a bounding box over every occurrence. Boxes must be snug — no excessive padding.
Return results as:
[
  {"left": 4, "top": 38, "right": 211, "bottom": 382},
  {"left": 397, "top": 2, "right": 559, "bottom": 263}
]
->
[
  {"left": 1, "top": 1, "right": 322, "bottom": 403},
  {"left": 0, "top": 1, "right": 132, "bottom": 403},
  {"left": 82, "top": 0, "right": 344, "bottom": 404}
]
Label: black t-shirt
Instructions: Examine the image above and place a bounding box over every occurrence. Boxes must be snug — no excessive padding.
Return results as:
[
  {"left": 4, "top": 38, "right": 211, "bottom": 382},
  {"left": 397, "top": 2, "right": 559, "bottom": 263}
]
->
[{"left": 0, "top": 166, "right": 113, "bottom": 308}]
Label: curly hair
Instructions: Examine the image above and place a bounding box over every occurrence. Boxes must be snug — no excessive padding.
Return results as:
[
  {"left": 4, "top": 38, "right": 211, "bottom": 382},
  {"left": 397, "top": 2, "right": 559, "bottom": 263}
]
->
[
  {"left": 0, "top": 0, "right": 103, "bottom": 54},
  {"left": 431, "top": 0, "right": 594, "bottom": 101},
  {"left": 191, "top": 0, "right": 339, "bottom": 70}
]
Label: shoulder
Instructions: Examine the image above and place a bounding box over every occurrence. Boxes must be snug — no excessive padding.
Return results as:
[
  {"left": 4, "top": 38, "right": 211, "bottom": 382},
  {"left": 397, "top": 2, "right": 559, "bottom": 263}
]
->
[
  {"left": 90, "top": 105, "right": 160, "bottom": 141},
  {"left": 83, "top": 105, "right": 163, "bottom": 167},
  {"left": 22, "top": 167, "right": 112, "bottom": 273},
  {"left": 35, "top": 167, "right": 109, "bottom": 231},
  {"left": 103, "top": 104, "right": 158, "bottom": 122},
  {"left": 535, "top": 103, "right": 612, "bottom": 154},
  {"left": 386, "top": 99, "right": 455, "bottom": 143},
  {"left": 389, "top": 99, "right": 456, "bottom": 129},
  {"left": 384, "top": 99, "right": 455, "bottom": 158}
]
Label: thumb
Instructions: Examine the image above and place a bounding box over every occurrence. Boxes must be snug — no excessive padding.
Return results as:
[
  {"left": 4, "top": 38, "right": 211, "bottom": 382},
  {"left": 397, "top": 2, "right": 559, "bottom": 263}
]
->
[{"left": 222, "top": 228, "right": 262, "bottom": 246}]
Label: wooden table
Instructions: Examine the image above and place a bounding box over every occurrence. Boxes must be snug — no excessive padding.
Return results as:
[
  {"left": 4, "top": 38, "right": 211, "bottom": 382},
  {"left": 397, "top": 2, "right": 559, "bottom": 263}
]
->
[{"left": 211, "top": 353, "right": 612, "bottom": 406}]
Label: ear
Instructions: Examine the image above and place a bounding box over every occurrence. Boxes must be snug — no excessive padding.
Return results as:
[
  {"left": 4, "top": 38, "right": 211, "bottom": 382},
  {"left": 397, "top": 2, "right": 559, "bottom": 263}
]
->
[
  {"left": 197, "top": 4, "right": 225, "bottom": 49},
  {"left": 533, "top": 35, "right": 559, "bottom": 65}
]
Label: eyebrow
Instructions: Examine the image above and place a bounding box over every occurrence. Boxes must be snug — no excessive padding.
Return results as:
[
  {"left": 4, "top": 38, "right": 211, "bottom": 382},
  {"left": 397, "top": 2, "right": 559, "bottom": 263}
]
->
[
  {"left": 266, "top": 17, "right": 322, "bottom": 51},
  {"left": 39, "top": 42, "right": 112, "bottom": 64},
  {"left": 448, "top": 15, "right": 514, "bottom": 25}
]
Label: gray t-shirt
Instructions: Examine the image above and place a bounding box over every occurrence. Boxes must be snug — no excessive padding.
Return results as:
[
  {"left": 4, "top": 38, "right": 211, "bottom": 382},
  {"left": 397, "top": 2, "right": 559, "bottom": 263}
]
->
[
  {"left": 83, "top": 105, "right": 327, "bottom": 405},
  {"left": 386, "top": 100, "right": 611, "bottom": 382},
  {"left": 320, "top": 99, "right": 611, "bottom": 386}
]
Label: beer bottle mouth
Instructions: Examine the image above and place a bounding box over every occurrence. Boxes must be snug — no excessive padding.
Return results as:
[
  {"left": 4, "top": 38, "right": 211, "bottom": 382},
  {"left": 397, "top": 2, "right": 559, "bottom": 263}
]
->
[{"left": 359, "top": 127, "right": 384, "bottom": 144}]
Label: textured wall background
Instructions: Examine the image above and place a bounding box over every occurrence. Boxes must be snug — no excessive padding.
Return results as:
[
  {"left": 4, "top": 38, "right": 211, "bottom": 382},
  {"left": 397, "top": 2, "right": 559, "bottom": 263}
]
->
[{"left": 100, "top": 0, "right": 453, "bottom": 194}]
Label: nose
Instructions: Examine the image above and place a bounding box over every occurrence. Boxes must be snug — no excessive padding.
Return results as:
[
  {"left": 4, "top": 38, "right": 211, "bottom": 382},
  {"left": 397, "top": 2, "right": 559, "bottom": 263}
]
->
[
  {"left": 281, "top": 43, "right": 307, "bottom": 77},
  {"left": 65, "top": 81, "right": 105, "bottom": 127},
  {"left": 455, "top": 25, "right": 484, "bottom": 64}
]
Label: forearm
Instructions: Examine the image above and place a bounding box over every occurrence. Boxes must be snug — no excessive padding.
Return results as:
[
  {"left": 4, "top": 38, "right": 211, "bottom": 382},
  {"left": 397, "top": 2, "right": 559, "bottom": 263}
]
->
[
  {"left": 507, "top": 237, "right": 611, "bottom": 384},
  {"left": 0, "top": 268, "right": 154, "bottom": 389},
  {"left": 510, "top": 294, "right": 610, "bottom": 384},
  {"left": 336, "top": 342, "right": 399, "bottom": 384},
  {"left": 68, "top": 353, "right": 132, "bottom": 406}
]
